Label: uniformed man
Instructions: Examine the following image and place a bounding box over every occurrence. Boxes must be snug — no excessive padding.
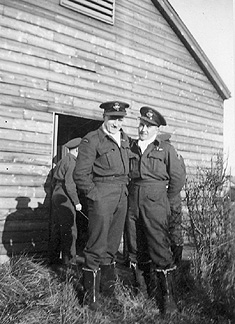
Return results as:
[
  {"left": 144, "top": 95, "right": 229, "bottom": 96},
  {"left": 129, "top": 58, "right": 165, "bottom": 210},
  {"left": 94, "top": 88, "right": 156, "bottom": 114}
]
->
[
  {"left": 49, "top": 137, "right": 82, "bottom": 266},
  {"left": 157, "top": 132, "right": 186, "bottom": 267},
  {"left": 125, "top": 107, "right": 186, "bottom": 316},
  {"left": 73, "top": 101, "right": 130, "bottom": 309}
]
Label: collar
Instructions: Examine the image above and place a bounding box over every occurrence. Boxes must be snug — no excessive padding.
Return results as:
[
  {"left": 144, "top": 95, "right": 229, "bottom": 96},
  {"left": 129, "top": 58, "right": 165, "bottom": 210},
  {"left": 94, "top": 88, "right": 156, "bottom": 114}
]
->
[{"left": 98, "top": 126, "right": 129, "bottom": 148}]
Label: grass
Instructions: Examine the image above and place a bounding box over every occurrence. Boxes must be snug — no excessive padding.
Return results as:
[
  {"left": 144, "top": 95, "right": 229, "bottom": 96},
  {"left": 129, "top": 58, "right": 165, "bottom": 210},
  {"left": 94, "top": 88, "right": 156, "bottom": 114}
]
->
[{"left": 0, "top": 254, "right": 233, "bottom": 324}]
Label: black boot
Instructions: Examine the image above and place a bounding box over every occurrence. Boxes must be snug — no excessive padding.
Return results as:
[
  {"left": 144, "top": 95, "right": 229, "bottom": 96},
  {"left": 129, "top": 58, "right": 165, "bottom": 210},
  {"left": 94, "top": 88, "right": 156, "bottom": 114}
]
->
[
  {"left": 100, "top": 262, "right": 116, "bottom": 297},
  {"left": 130, "top": 261, "right": 151, "bottom": 298},
  {"left": 171, "top": 245, "right": 183, "bottom": 295},
  {"left": 150, "top": 267, "right": 177, "bottom": 317},
  {"left": 83, "top": 268, "right": 101, "bottom": 310},
  {"left": 171, "top": 244, "right": 183, "bottom": 266}
]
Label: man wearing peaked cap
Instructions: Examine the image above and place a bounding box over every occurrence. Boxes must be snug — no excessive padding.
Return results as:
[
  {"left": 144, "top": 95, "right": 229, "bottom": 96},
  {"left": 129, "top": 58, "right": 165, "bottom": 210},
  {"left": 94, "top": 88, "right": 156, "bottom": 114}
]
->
[
  {"left": 65, "top": 137, "right": 82, "bottom": 149},
  {"left": 125, "top": 106, "right": 186, "bottom": 316},
  {"left": 48, "top": 137, "right": 82, "bottom": 266},
  {"left": 140, "top": 106, "right": 167, "bottom": 126},
  {"left": 100, "top": 101, "right": 129, "bottom": 117},
  {"left": 73, "top": 100, "right": 130, "bottom": 309}
]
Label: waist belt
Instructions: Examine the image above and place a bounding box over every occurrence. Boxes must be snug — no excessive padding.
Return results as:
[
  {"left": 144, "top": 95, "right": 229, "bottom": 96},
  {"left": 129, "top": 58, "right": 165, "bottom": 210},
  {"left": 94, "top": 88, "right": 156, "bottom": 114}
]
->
[
  {"left": 131, "top": 179, "right": 168, "bottom": 188},
  {"left": 93, "top": 175, "right": 129, "bottom": 184}
]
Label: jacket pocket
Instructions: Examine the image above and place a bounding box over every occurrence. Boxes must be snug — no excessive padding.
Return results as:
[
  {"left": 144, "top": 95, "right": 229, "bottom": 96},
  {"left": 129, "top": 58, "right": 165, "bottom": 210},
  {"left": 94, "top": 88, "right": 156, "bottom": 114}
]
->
[{"left": 96, "top": 146, "right": 114, "bottom": 169}]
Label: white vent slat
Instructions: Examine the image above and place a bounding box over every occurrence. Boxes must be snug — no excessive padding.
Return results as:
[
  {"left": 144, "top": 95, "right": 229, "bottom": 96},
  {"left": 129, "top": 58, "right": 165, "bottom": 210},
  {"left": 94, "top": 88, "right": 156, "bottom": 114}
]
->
[
  {"left": 60, "top": 0, "right": 115, "bottom": 24},
  {"left": 72, "top": 0, "right": 113, "bottom": 12}
]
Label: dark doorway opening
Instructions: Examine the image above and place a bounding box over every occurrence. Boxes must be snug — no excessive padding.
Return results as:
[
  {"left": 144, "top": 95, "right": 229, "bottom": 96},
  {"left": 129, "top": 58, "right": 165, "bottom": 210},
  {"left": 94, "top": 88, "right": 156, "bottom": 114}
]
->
[{"left": 54, "top": 114, "right": 103, "bottom": 162}]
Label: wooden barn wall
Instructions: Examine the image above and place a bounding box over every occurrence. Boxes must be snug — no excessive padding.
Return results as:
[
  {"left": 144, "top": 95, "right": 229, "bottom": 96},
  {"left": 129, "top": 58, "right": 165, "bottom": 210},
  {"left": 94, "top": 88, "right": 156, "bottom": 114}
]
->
[{"left": 0, "top": 0, "right": 224, "bottom": 258}]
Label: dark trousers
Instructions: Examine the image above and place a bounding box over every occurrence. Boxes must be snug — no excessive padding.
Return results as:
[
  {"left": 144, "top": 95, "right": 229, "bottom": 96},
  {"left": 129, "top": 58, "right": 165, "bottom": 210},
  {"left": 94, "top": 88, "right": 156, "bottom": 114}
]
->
[
  {"left": 169, "top": 194, "right": 184, "bottom": 247},
  {"left": 49, "top": 190, "right": 77, "bottom": 264},
  {"left": 126, "top": 182, "right": 174, "bottom": 269},
  {"left": 84, "top": 182, "right": 127, "bottom": 270}
]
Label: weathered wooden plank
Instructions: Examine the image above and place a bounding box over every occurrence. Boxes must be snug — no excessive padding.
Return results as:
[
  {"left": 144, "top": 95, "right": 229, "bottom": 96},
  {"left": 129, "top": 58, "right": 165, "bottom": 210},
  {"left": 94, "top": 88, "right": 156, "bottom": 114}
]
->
[
  {"left": 0, "top": 128, "right": 52, "bottom": 144},
  {"left": 0, "top": 139, "right": 52, "bottom": 155},
  {"left": 0, "top": 186, "right": 49, "bottom": 198},
  {"left": 0, "top": 163, "right": 50, "bottom": 176},
  {"left": 0, "top": 70, "right": 47, "bottom": 90},
  {"left": 0, "top": 116, "right": 52, "bottom": 133},
  {"left": 0, "top": 106, "right": 53, "bottom": 123},
  {"left": 0, "top": 94, "right": 50, "bottom": 112},
  {"left": 48, "top": 98, "right": 104, "bottom": 119},
  {"left": 0, "top": 152, "right": 52, "bottom": 166},
  {"left": 0, "top": 83, "right": 55, "bottom": 102}
]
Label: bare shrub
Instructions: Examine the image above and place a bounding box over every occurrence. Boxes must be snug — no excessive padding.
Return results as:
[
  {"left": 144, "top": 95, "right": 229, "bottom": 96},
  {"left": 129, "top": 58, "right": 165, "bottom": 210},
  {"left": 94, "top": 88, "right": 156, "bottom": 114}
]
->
[{"left": 184, "top": 154, "right": 235, "bottom": 319}]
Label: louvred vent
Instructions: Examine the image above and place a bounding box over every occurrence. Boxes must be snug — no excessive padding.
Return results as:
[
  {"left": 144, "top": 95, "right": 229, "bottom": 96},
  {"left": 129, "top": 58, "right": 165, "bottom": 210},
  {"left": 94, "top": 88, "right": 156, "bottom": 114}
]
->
[{"left": 60, "top": 0, "right": 115, "bottom": 25}]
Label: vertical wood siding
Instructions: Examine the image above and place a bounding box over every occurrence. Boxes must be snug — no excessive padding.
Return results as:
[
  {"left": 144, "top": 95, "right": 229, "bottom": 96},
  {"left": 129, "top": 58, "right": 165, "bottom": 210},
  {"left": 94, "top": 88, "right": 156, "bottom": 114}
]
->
[{"left": 0, "top": 0, "right": 224, "bottom": 258}]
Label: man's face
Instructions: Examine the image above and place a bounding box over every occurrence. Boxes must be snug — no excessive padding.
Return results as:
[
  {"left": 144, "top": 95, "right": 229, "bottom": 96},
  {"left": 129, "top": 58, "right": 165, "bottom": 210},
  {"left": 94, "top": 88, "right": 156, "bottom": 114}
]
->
[
  {"left": 103, "top": 115, "right": 124, "bottom": 134},
  {"left": 138, "top": 120, "right": 159, "bottom": 141}
]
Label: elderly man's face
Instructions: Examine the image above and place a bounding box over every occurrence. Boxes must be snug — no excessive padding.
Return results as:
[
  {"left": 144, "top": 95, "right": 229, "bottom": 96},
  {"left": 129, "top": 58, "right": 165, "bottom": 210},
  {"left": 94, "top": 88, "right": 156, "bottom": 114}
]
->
[
  {"left": 138, "top": 120, "right": 159, "bottom": 141},
  {"left": 103, "top": 115, "right": 124, "bottom": 134}
]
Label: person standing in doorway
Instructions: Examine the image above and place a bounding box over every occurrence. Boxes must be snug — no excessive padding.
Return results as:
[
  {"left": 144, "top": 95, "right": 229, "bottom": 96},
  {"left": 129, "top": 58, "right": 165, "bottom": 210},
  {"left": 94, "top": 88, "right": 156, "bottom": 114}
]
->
[
  {"left": 49, "top": 137, "right": 82, "bottom": 266},
  {"left": 125, "top": 107, "right": 186, "bottom": 316},
  {"left": 73, "top": 101, "right": 130, "bottom": 310}
]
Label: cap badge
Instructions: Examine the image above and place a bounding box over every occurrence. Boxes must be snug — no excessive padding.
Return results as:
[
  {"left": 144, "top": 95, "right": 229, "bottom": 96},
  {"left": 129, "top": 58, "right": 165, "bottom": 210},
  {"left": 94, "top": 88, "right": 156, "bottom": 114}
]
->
[
  {"left": 113, "top": 102, "right": 121, "bottom": 111},
  {"left": 146, "top": 110, "right": 153, "bottom": 120}
]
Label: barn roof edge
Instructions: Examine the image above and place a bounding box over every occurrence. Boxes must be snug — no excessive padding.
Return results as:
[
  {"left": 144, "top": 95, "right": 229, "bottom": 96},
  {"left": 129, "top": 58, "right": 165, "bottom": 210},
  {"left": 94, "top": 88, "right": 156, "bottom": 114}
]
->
[{"left": 151, "top": 0, "right": 231, "bottom": 100}]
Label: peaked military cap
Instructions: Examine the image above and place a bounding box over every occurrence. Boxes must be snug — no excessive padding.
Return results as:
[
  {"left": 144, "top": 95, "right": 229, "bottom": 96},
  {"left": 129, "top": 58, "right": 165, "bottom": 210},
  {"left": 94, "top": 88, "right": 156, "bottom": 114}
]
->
[
  {"left": 100, "top": 101, "right": 129, "bottom": 117},
  {"left": 140, "top": 106, "right": 167, "bottom": 126},
  {"left": 65, "top": 137, "right": 82, "bottom": 149}
]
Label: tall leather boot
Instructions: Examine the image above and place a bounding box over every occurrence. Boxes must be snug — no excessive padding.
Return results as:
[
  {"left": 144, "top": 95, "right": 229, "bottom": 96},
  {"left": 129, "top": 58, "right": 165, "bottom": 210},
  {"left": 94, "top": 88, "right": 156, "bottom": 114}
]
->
[
  {"left": 100, "top": 262, "right": 116, "bottom": 297},
  {"left": 130, "top": 261, "right": 151, "bottom": 298},
  {"left": 171, "top": 244, "right": 183, "bottom": 266},
  {"left": 83, "top": 268, "right": 101, "bottom": 310},
  {"left": 150, "top": 267, "right": 177, "bottom": 317}
]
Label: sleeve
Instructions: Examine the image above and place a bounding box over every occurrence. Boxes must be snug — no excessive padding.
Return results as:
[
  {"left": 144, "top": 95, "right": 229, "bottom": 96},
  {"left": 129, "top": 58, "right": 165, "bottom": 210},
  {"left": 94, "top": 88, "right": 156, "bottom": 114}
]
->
[
  {"left": 73, "top": 136, "right": 100, "bottom": 201},
  {"left": 64, "top": 156, "right": 80, "bottom": 206},
  {"left": 166, "top": 145, "right": 186, "bottom": 200}
]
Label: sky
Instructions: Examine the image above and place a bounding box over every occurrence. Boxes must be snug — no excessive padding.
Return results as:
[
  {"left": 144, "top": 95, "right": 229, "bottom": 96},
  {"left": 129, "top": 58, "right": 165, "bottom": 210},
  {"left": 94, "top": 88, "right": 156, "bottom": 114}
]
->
[{"left": 168, "top": 0, "right": 235, "bottom": 174}]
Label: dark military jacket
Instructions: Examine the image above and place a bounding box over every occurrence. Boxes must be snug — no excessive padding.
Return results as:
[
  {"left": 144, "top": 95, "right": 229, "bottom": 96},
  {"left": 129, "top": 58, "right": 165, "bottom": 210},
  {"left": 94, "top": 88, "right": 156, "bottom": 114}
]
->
[
  {"left": 129, "top": 137, "right": 186, "bottom": 199},
  {"left": 52, "top": 153, "right": 80, "bottom": 206},
  {"left": 73, "top": 126, "right": 130, "bottom": 201}
]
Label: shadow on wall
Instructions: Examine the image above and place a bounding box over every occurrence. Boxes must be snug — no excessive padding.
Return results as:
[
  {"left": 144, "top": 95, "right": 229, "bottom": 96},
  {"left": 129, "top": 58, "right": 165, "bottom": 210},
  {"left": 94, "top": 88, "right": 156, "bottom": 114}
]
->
[
  {"left": 2, "top": 157, "right": 89, "bottom": 261},
  {"left": 2, "top": 197, "right": 49, "bottom": 258},
  {"left": 2, "top": 168, "right": 54, "bottom": 259}
]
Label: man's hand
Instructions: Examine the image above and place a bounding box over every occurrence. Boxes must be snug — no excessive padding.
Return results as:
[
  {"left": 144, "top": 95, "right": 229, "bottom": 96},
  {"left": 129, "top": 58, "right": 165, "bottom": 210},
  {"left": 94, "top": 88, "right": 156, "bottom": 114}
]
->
[{"left": 75, "top": 203, "right": 82, "bottom": 211}]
